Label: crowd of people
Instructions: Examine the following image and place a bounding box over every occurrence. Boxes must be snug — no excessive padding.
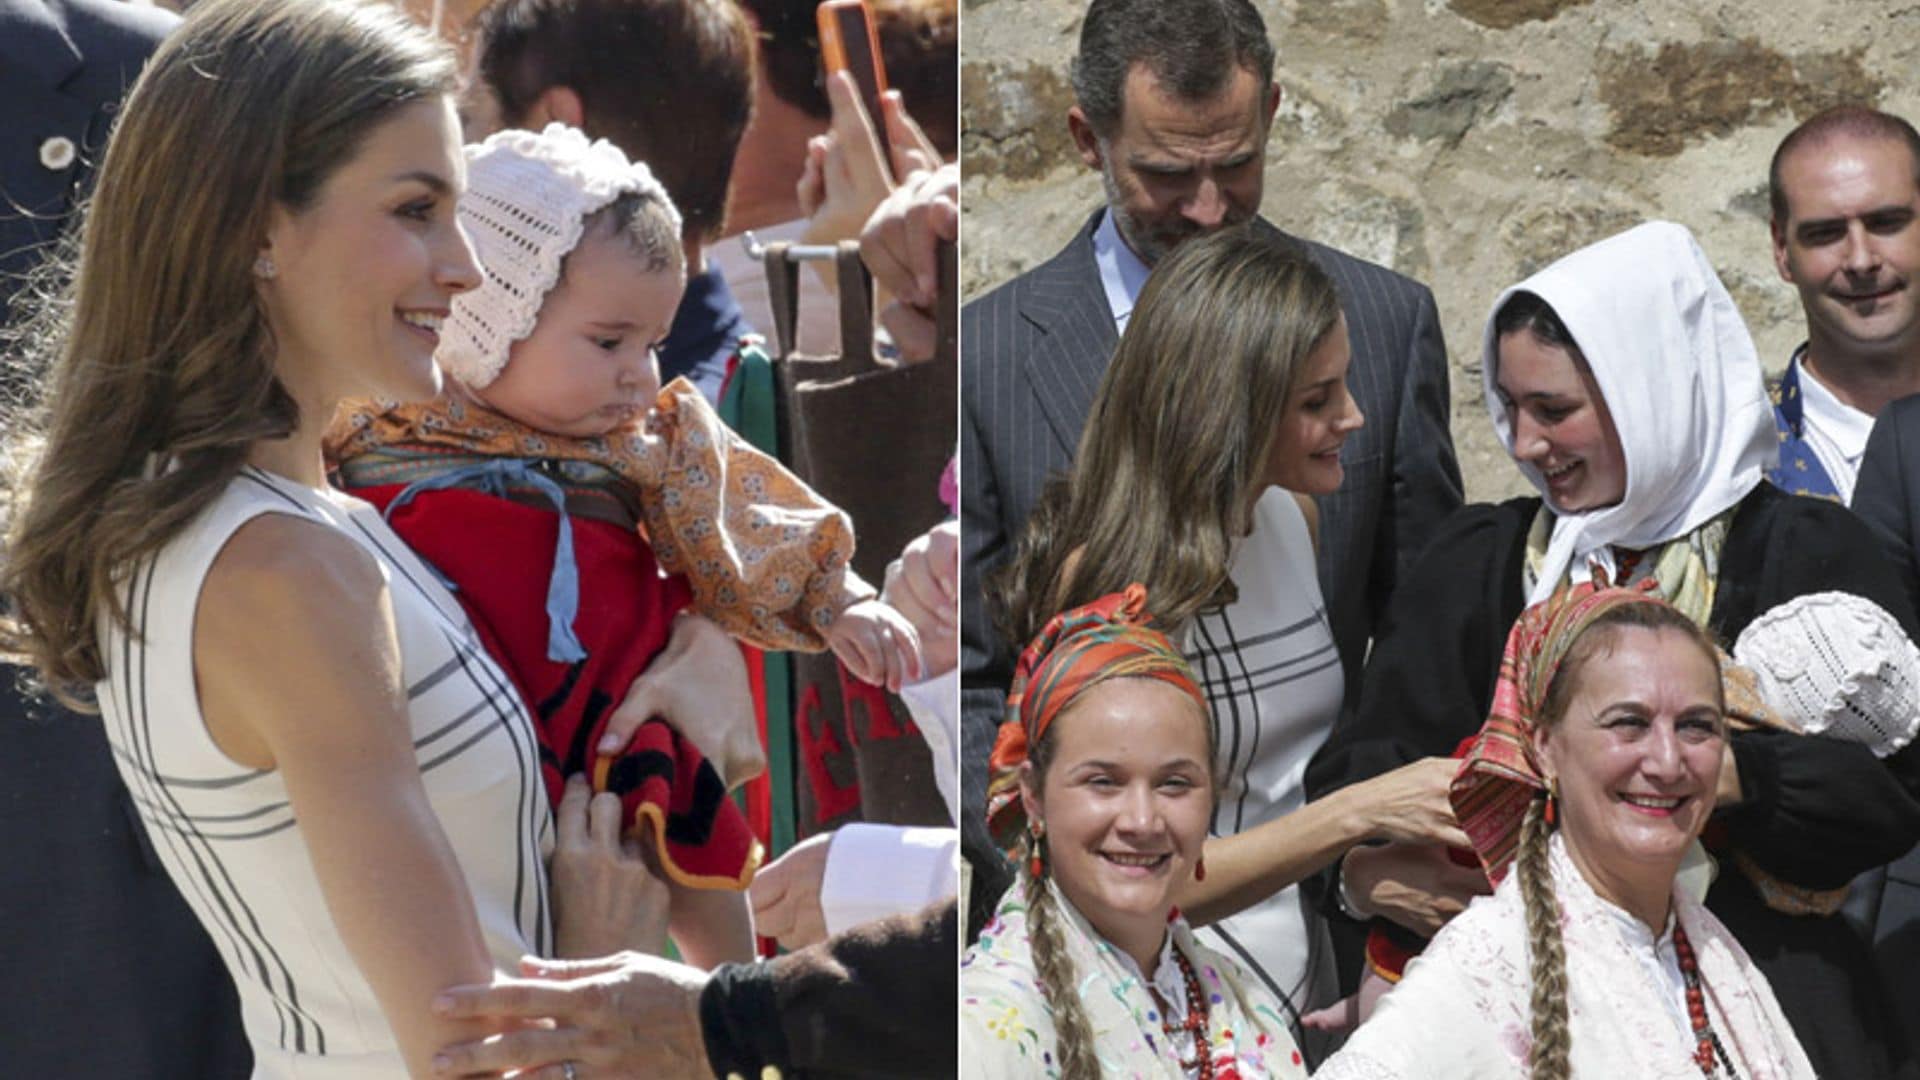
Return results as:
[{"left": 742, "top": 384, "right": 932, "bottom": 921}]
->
[
  {"left": 961, "top": 0, "right": 1920, "bottom": 1077},
  {"left": 0, "top": 0, "right": 957, "bottom": 1077}
]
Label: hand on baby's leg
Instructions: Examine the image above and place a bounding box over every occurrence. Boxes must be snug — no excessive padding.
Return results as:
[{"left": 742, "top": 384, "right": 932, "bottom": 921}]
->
[
  {"left": 603, "top": 614, "right": 765, "bottom": 790},
  {"left": 826, "top": 599, "right": 923, "bottom": 693},
  {"left": 551, "top": 775, "right": 672, "bottom": 959}
]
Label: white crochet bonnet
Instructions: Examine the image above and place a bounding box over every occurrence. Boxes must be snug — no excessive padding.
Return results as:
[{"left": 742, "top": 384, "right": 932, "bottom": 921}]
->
[
  {"left": 440, "top": 122, "right": 682, "bottom": 389},
  {"left": 1731, "top": 591, "right": 1920, "bottom": 758}
]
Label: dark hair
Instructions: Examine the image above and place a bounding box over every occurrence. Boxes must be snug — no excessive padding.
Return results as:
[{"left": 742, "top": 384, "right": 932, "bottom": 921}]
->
[
  {"left": 1, "top": 0, "right": 456, "bottom": 706},
  {"left": 734, "top": 0, "right": 822, "bottom": 117},
  {"left": 1770, "top": 105, "right": 1920, "bottom": 225},
  {"left": 473, "top": 0, "right": 754, "bottom": 242},
  {"left": 876, "top": 0, "right": 958, "bottom": 157},
  {"left": 1070, "top": 0, "right": 1274, "bottom": 138},
  {"left": 1493, "top": 290, "right": 1580, "bottom": 356},
  {"left": 735, "top": 0, "right": 956, "bottom": 156},
  {"left": 587, "top": 190, "right": 684, "bottom": 275}
]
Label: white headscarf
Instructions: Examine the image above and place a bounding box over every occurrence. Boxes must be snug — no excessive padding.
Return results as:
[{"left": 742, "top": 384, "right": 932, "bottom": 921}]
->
[{"left": 1480, "top": 221, "right": 1778, "bottom": 606}]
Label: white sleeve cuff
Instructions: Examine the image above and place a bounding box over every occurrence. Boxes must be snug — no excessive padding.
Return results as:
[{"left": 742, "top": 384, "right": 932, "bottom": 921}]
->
[
  {"left": 819, "top": 823, "right": 959, "bottom": 937},
  {"left": 897, "top": 668, "right": 959, "bottom": 823}
]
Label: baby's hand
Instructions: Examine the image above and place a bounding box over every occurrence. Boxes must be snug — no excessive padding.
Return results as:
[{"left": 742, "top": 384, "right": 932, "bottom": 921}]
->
[
  {"left": 827, "top": 600, "right": 923, "bottom": 694},
  {"left": 881, "top": 521, "right": 958, "bottom": 678}
]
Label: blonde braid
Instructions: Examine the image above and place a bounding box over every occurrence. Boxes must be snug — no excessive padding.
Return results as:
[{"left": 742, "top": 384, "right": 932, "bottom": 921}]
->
[
  {"left": 1022, "top": 834, "right": 1102, "bottom": 1080},
  {"left": 1517, "top": 797, "right": 1570, "bottom": 1080}
]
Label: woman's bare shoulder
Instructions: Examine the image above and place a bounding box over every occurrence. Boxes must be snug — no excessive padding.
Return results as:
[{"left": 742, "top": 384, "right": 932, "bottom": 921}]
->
[
  {"left": 200, "top": 512, "right": 382, "bottom": 617},
  {"left": 1292, "top": 492, "right": 1321, "bottom": 555},
  {"left": 196, "top": 512, "right": 401, "bottom": 765}
]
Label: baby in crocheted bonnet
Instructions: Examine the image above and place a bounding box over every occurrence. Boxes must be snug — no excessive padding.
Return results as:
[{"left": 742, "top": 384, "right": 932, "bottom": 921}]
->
[{"left": 328, "top": 123, "right": 921, "bottom": 963}]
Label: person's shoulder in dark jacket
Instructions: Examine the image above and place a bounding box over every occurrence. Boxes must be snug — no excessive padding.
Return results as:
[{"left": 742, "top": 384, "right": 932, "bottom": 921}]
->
[
  {"left": 701, "top": 900, "right": 957, "bottom": 1079},
  {"left": 1, "top": 0, "right": 177, "bottom": 305},
  {"left": 959, "top": 215, "right": 1096, "bottom": 374},
  {"left": 1287, "top": 229, "right": 1435, "bottom": 308},
  {"left": 0, "top": 0, "right": 178, "bottom": 91}
]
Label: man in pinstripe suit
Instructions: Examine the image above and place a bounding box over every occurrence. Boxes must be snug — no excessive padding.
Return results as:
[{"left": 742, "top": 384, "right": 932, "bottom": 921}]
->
[{"left": 959, "top": 0, "right": 1463, "bottom": 938}]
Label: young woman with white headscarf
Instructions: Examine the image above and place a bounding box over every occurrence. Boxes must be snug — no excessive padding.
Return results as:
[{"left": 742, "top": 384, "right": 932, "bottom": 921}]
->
[{"left": 1307, "top": 221, "right": 1920, "bottom": 1077}]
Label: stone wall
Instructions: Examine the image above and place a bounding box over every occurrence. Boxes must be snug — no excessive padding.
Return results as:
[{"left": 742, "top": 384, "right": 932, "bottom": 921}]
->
[{"left": 960, "top": 0, "right": 1920, "bottom": 500}]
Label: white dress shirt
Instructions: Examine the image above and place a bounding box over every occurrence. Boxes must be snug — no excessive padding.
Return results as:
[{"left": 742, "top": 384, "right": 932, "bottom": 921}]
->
[{"left": 1796, "top": 353, "right": 1875, "bottom": 503}]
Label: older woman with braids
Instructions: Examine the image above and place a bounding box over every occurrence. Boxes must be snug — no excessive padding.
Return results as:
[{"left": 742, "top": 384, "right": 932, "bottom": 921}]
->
[
  {"left": 962, "top": 585, "right": 1308, "bottom": 1079},
  {"left": 1317, "top": 585, "right": 1813, "bottom": 1078}
]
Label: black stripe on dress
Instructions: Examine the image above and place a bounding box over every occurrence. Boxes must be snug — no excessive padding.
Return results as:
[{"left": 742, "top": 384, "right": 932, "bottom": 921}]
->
[
  {"left": 122, "top": 550, "right": 326, "bottom": 1054},
  {"left": 444, "top": 625, "right": 553, "bottom": 957}
]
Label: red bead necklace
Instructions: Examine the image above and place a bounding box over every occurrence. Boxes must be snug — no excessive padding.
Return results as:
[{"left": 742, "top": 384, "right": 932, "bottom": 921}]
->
[
  {"left": 1674, "top": 923, "right": 1739, "bottom": 1079},
  {"left": 1159, "top": 947, "right": 1214, "bottom": 1080}
]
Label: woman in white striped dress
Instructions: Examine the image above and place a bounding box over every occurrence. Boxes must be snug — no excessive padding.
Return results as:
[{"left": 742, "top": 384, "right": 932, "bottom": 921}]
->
[
  {"left": 988, "top": 226, "right": 1471, "bottom": 1069},
  {"left": 0, "top": 3, "right": 690, "bottom": 1076}
]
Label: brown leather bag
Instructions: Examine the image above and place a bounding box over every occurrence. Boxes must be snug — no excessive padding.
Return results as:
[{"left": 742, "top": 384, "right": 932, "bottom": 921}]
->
[{"left": 761, "top": 239, "right": 956, "bottom": 835}]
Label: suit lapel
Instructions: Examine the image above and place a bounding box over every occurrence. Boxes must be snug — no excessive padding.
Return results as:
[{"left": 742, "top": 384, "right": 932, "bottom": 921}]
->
[
  {"left": 1017, "top": 211, "right": 1121, "bottom": 459},
  {"left": 0, "top": 1, "right": 84, "bottom": 93},
  {"left": 0, "top": 1, "right": 93, "bottom": 283}
]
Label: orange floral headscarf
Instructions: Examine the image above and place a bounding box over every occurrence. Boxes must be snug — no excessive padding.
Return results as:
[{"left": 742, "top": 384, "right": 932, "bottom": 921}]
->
[
  {"left": 984, "top": 585, "right": 1203, "bottom": 855},
  {"left": 1450, "top": 582, "right": 1672, "bottom": 883}
]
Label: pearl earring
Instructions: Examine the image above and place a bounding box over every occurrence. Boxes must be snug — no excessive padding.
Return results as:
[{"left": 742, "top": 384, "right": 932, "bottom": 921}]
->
[{"left": 253, "top": 254, "right": 277, "bottom": 280}]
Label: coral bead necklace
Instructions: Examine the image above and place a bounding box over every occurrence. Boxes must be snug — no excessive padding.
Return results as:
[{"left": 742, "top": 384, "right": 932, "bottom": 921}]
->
[
  {"left": 1674, "top": 923, "right": 1740, "bottom": 1079},
  {"left": 1158, "top": 947, "right": 1213, "bottom": 1080}
]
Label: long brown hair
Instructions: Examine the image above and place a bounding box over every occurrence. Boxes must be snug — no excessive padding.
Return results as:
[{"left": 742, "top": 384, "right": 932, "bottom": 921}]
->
[
  {"left": 1019, "top": 676, "right": 1220, "bottom": 1080},
  {"left": 0, "top": 0, "right": 456, "bottom": 708},
  {"left": 994, "top": 225, "right": 1342, "bottom": 647},
  {"left": 1514, "top": 602, "right": 1723, "bottom": 1080}
]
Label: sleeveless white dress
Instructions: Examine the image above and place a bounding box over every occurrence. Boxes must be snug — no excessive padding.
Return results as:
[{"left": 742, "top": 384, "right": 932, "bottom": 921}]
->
[
  {"left": 98, "top": 467, "right": 552, "bottom": 1079},
  {"left": 1184, "top": 487, "right": 1345, "bottom": 1038}
]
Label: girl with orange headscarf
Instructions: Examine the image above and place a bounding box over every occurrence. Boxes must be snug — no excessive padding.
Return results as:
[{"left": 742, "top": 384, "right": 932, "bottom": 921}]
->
[{"left": 963, "top": 586, "right": 1308, "bottom": 1079}]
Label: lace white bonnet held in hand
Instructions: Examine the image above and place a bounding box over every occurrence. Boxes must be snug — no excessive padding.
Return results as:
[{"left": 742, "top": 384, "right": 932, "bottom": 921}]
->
[
  {"left": 439, "top": 122, "right": 682, "bottom": 389},
  {"left": 1732, "top": 591, "right": 1920, "bottom": 757}
]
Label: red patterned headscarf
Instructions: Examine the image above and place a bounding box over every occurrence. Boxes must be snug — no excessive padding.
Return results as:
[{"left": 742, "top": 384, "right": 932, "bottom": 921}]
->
[
  {"left": 984, "top": 584, "right": 1204, "bottom": 855},
  {"left": 1450, "top": 582, "right": 1673, "bottom": 883}
]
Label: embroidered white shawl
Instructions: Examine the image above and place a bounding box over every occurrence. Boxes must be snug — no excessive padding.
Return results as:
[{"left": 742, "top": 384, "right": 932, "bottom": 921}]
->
[
  {"left": 1317, "top": 835, "right": 1815, "bottom": 1079},
  {"left": 961, "top": 881, "right": 1308, "bottom": 1079}
]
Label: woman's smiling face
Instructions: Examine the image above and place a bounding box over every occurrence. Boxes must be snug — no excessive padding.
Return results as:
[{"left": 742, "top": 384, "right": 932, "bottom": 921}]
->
[
  {"left": 1534, "top": 624, "right": 1725, "bottom": 916},
  {"left": 258, "top": 97, "right": 480, "bottom": 408},
  {"left": 1266, "top": 315, "right": 1364, "bottom": 496},
  {"left": 1495, "top": 329, "right": 1627, "bottom": 514},
  {"left": 1022, "top": 678, "right": 1213, "bottom": 965}
]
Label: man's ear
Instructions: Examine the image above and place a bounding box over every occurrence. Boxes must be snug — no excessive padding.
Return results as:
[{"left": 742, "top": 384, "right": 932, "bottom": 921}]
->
[
  {"left": 1067, "top": 105, "right": 1104, "bottom": 172},
  {"left": 1771, "top": 215, "right": 1795, "bottom": 284},
  {"left": 1262, "top": 81, "right": 1281, "bottom": 127},
  {"left": 526, "top": 84, "right": 586, "bottom": 131}
]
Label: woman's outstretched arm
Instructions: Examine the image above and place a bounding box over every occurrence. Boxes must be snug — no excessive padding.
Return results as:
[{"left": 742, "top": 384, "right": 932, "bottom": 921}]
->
[
  {"left": 1175, "top": 757, "right": 1472, "bottom": 927},
  {"left": 195, "top": 514, "right": 501, "bottom": 1078}
]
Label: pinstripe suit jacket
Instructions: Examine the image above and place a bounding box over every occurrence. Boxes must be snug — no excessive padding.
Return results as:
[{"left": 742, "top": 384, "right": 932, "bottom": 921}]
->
[{"left": 959, "top": 210, "right": 1462, "bottom": 862}]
